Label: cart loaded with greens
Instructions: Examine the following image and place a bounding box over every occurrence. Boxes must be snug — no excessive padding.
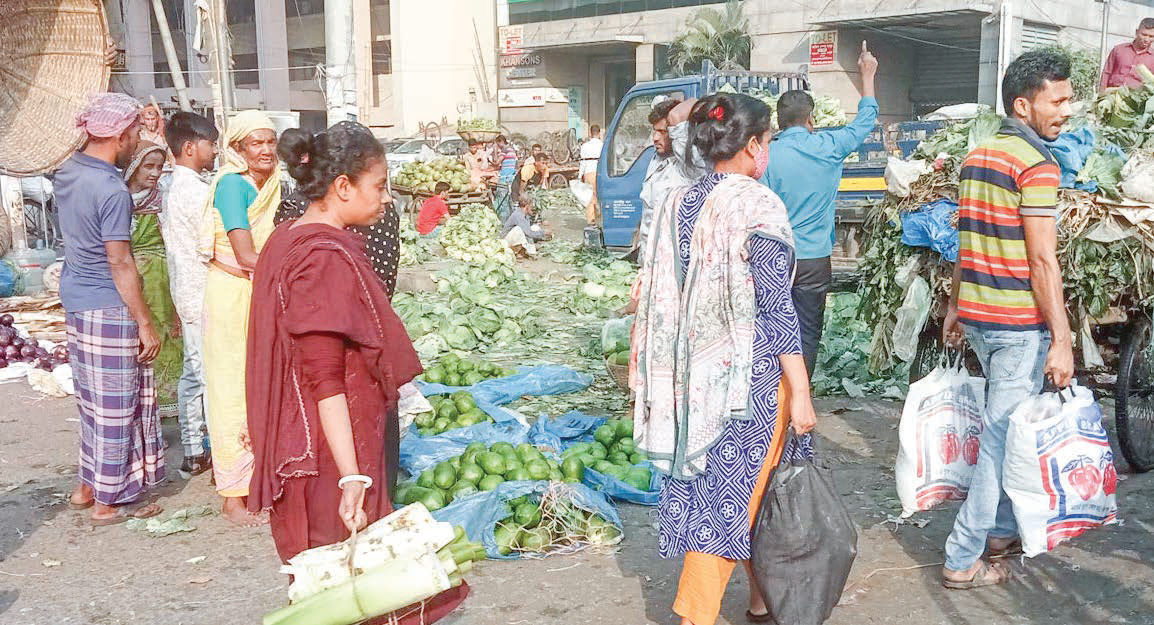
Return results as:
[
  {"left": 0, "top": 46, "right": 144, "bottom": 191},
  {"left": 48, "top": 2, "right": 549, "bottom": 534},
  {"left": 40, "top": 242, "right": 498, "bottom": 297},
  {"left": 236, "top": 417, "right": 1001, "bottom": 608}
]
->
[{"left": 858, "top": 76, "right": 1154, "bottom": 473}]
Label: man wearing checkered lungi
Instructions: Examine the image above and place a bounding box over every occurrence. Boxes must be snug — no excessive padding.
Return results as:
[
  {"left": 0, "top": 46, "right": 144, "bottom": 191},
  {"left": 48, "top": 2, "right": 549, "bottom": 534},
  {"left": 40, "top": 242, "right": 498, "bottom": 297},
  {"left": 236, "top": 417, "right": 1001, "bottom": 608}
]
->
[{"left": 59, "top": 93, "right": 166, "bottom": 525}]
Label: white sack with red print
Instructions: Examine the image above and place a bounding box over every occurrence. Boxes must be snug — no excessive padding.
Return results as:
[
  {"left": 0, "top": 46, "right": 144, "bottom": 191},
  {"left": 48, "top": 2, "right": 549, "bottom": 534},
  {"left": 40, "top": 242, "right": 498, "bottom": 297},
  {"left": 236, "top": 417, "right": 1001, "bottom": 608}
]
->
[
  {"left": 1003, "top": 384, "right": 1119, "bottom": 557},
  {"left": 895, "top": 363, "right": 986, "bottom": 517}
]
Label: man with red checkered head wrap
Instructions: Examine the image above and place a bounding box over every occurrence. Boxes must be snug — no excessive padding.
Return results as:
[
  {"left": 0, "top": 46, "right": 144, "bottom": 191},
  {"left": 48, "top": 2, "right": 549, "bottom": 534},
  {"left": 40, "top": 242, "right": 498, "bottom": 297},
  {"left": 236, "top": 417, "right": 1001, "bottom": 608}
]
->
[{"left": 59, "top": 92, "right": 168, "bottom": 525}]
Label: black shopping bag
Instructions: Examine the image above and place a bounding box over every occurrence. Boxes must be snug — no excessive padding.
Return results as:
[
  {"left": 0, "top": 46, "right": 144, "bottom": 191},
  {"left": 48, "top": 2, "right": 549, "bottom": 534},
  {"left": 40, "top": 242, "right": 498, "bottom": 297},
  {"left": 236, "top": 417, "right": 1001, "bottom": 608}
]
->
[{"left": 750, "top": 435, "right": 857, "bottom": 625}]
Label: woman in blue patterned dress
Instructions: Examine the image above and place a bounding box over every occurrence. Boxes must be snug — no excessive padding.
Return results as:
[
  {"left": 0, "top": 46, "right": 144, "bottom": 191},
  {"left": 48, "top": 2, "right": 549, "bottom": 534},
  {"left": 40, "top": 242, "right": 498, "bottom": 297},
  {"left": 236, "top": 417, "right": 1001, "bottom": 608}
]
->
[{"left": 633, "top": 93, "right": 818, "bottom": 625}]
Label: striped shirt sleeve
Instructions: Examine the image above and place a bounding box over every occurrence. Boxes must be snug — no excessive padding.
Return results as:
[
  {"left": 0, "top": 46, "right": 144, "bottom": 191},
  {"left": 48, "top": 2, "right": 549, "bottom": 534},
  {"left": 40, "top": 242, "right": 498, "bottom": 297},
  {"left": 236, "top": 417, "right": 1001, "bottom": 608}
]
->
[{"left": 1017, "top": 161, "right": 1059, "bottom": 217}]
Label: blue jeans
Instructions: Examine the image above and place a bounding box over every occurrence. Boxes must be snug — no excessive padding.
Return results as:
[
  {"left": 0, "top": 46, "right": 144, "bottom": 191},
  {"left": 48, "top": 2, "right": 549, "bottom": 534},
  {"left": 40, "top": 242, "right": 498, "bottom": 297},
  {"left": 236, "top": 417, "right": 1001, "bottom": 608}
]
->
[
  {"left": 944, "top": 326, "right": 1050, "bottom": 571},
  {"left": 177, "top": 321, "right": 209, "bottom": 457}
]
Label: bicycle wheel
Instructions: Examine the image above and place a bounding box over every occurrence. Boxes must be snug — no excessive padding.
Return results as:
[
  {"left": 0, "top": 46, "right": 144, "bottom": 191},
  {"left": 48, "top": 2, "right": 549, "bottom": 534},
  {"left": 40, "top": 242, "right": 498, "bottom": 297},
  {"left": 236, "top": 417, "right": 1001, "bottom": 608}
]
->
[
  {"left": 23, "top": 200, "right": 60, "bottom": 249},
  {"left": 1116, "top": 317, "right": 1154, "bottom": 472},
  {"left": 548, "top": 172, "right": 568, "bottom": 190}
]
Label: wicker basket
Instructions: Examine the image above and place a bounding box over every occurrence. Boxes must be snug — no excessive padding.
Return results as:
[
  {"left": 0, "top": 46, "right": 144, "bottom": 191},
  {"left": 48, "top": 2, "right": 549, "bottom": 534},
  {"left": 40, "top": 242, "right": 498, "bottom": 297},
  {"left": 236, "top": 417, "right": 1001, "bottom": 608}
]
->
[
  {"left": 605, "top": 358, "right": 629, "bottom": 389},
  {"left": 457, "top": 129, "right": 501, "bottom": 144},
  {"left": 0, "top": 0, "right": 111, "bottom": 176}
]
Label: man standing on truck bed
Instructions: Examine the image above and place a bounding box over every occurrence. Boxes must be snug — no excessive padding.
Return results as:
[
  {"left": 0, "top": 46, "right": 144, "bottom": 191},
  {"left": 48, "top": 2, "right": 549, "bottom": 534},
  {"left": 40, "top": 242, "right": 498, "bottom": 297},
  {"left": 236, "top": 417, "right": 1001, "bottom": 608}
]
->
[{"left": 761, "top": 40, "right": 879, "bottom": 376}]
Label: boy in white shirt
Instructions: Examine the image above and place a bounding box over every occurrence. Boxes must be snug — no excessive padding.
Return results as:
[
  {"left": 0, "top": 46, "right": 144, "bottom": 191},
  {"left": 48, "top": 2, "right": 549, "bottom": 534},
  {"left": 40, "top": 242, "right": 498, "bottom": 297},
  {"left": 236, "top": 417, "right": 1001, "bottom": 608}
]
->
[{"left": 162, "top": 112, "right": 219, "bottom": 476}]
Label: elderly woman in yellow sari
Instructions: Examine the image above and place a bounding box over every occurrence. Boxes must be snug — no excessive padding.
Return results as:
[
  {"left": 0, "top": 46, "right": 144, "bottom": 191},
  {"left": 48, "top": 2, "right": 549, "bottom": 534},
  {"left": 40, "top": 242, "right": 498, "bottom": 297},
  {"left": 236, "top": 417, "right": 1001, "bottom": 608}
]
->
[
  {"left": 124, "top": 141, "right": 182, "bottom": 416},
  {"left": 200, "top": 111, "right": 280, "bottom": 527}
]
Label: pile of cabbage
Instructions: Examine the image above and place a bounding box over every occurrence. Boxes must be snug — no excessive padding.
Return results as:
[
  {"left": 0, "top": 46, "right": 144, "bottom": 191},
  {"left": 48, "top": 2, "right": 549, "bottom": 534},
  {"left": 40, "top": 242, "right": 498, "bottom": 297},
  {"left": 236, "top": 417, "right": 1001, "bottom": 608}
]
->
[
  {"left": 439, "top": 204, "right": 515, "bottom": 266},
  {"left": 393, "top": 262, "right": 542, "bottom": 357},
  {"left": 744, "top": 87, "right": 848, "bottom": 128},
  {"left": 569, "top": 259, "right": 636, "bottom": 315},
  {"left": 456, "top": 117, "right": 499, "bottom": 132},
  {"left": 399, "top": 217, "right": 432, "bottom": 266},
  {"left": 394, "top": 158, "right": 478, "bottom": 194}
]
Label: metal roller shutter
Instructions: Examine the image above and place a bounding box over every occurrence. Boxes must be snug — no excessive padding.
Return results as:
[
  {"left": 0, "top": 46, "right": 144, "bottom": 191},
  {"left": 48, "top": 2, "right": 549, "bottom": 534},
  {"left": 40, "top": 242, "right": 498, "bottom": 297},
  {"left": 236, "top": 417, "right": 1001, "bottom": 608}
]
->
[{"left": 911, "top": 46, "right": 980, "bottom": 115}]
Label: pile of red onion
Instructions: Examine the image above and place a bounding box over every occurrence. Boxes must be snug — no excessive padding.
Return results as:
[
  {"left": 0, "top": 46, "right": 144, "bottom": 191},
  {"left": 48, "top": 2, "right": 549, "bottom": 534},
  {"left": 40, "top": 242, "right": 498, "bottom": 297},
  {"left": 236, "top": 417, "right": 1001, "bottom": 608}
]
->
[{"left": 0, "top": 314, "right": 68, "bottom": 371}]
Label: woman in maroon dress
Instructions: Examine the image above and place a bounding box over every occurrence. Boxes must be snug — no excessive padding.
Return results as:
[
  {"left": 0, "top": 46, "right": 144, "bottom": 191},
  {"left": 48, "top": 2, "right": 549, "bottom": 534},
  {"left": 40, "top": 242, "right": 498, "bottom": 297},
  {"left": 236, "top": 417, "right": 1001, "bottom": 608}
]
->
[{"left": 246, "top": 121, "right": 467, "bottom": 622}]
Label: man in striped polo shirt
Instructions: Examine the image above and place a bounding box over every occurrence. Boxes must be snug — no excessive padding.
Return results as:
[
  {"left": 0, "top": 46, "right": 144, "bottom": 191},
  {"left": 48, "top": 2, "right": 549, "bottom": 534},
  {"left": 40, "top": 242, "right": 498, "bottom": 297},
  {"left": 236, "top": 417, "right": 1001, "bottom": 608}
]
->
[{"left": 941, "top": 49, "right": 1074, "bottom": 589}]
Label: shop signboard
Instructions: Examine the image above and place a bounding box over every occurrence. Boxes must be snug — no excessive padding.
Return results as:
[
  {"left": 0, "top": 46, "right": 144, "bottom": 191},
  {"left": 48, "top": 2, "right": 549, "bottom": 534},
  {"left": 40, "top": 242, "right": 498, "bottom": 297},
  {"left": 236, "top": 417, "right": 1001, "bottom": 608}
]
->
[
  {"left": 809, "top": 31, "right": 836, "bottom": 66},
  {"left": 498, "top": 88, "right": 547, "bottom": 108},
  {"left": 501, "top": 52, "right": 544, "bottom": 82},
  {"left": 500, "top": 25, "right": 524, "bottom": 55}
]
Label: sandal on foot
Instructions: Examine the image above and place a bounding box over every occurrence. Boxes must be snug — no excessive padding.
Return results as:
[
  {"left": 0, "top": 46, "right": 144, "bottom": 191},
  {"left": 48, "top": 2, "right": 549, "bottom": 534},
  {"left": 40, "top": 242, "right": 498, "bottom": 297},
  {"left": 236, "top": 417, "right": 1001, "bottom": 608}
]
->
[
  {"left": 68, "top": 499, "right": 94, "bottom": 511},
  {"left": 942, "top": 561, "right": 1010, "bottom": 590},
  {"left": 746, "top": 610, "right": 773, "bottom": 623},
  {"left": 91, "top": 502, "right": 164, "bottom": 527},
  {"left": 987, "top": 538, "right": 1023, "bottom": 558}
]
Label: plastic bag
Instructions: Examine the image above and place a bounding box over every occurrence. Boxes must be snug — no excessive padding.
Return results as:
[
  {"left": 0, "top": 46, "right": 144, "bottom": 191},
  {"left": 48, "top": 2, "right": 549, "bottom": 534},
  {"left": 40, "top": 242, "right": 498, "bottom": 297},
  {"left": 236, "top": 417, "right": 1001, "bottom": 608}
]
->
[
  {"left": 1120, "top": 151, "right": 1154, "bottom": 203},
  {"left": 568, "top": 179, "right": 593, "bottom": 207},
  {"left": 0, "top": 260, "right": 18, "bottom": 298},
  {"left": 431, "top": 480, "right": 623, "bottom": 560},
  {"left": 397, "top": 382, "right": 433, "bottom": 433},
  {"left": 891, "top": 275, "right": 931, "bottom": 362},
  {"left": 750, "top": 435, "right": 857, "bottom": 625},
  {"left": 1003, "top": 384, "right": 1119, "bottom": 557},
  {"left": 1044, "top": 127, "right": 1098, "bottom": 191},
  {"left": 527, "top": 410, "right": 606, "bottom": 452},
  {"left": 528, "top": 411, "right": 661, "bottom": 505},
  {"left": 884, "top": 156, "right": 931, "bottom": 198},
  {"left": 601, "top": 316, "right": 633, "bottom": 355},
  {"left": 894, "top": 360, "right": 986, "bottom": 517},
  {"left": 900, "top": 198, "right": 959, "bottom": 262},
  {"left": 399, "top": 421, "right": 531, "bottom": 476}
]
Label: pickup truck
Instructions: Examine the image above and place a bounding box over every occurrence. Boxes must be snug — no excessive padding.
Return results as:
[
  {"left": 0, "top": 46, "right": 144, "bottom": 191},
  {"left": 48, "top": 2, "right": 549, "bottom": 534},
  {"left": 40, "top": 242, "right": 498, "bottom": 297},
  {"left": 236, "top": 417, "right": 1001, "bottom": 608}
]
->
[{"left": 594, "top": 60, "right": 944, "bottom": 274}]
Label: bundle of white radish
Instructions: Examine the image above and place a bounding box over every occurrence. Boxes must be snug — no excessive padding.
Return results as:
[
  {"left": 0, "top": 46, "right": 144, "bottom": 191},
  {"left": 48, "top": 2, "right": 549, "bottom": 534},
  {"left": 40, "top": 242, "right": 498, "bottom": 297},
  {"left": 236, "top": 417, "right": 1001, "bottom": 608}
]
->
[{"left": 263, "top": 503, "right": 485, "bottom": 625}]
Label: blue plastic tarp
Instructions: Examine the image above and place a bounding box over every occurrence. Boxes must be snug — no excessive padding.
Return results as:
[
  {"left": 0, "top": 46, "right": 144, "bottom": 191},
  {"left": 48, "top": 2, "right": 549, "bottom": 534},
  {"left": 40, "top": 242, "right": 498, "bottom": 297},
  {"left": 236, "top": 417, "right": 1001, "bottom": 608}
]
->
[
  {"left": 402, "top": 365, "right": 593, "bottom": 470},
  {"left": 416, "top": 365, "right": 592, "bottom": 406},
  {"left": 1045, "top": 127, "right": 1106, "bottom": 192},
  {"left": 901, "top": 198, "right": 959, "bottom": 262},
  {"left": 430, "top": 480, "right": 623, "bottom": 559}
]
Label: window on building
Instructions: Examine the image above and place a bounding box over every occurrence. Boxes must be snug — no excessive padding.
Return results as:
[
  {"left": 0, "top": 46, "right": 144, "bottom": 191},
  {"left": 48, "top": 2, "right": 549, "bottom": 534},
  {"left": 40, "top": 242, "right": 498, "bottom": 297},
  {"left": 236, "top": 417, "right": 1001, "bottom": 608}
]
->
[
  {"left": 1021, "top": 21, "right": 1061, "bottom": 50},
  {"left": 232, "top": 52, "right": 260, "bottom": 87},
  {"left": 288, "top": 47, "right": 325, "bottom": 81},
  {"left": 284, "top": 0, "right": 324, "bottom": 16},
  {"left": 226, "top": 0, "right": 256, "bottom": 23},
  {"left": 510, "top": 0, "right": 724, "bottom": 25},
  {"left": 608, "top": 89, "right": 685, "bottom": 177},
  {"left": 150, "top": 0, "right": 189, "bottom": 90},
  {"left": 373, "top": 40, "right": 392, "bottom": 75}
]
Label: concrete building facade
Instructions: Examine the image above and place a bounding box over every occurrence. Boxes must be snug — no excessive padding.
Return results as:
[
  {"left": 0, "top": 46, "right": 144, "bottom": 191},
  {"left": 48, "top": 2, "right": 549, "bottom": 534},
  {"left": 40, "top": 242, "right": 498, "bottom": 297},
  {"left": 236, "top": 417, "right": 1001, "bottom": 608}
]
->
[
  {"left": 103, "top": 0, "right": 496, "bottom": 136},
  {"left": 496, "top": 0, "right": 1154, "bottom": 136}
]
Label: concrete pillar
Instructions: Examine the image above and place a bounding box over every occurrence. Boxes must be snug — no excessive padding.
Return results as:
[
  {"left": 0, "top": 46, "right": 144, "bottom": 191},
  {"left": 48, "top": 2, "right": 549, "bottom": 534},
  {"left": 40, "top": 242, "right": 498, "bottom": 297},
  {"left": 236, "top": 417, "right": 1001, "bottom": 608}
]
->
[
  {"left": 353, "top": 0, "right": 373, "bottom": 121},
  {"left": 635, "top": 43, "right": 655, "bottom": 82},
  {"left": 589, "top": 61, "right": 606, "bottom": 129},
  {"left": 977, "top": 15, "right": 1001, "bottom": 109},
  {"left": 255, "top": 0, "right": 291, "bottom": 111},
  {"left": 122, "top": 0, "right": 155, "bottom": 97}
]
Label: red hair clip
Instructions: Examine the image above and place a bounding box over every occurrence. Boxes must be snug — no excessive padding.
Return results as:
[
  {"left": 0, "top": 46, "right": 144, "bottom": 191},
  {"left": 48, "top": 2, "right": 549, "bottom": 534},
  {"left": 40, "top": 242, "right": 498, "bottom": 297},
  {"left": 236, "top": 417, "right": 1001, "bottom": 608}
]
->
[{"left": 708, "top": 105, "right": 725, "bottom": 121}]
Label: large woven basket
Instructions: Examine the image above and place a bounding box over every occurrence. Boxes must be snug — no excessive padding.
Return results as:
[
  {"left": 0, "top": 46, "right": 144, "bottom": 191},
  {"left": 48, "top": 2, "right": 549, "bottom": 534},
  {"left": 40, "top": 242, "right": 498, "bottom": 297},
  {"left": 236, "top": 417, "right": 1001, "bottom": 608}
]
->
[
  {"left": 0, "top": 0, "right": 111, "bottom": 176},
  {"left": 606, "top": 358, "right": 629, "bottom": 389}
]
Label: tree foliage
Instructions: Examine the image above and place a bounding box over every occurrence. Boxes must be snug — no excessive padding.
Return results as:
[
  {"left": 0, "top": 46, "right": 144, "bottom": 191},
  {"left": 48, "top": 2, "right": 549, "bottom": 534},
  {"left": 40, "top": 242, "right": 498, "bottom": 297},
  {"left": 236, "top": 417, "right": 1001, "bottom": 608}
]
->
[
  {"left": 1032, "top": 44, "right": 1100, "bottom": 102},
  {"left": 669, "top": 0, "right": 751, "bottom": 76}
]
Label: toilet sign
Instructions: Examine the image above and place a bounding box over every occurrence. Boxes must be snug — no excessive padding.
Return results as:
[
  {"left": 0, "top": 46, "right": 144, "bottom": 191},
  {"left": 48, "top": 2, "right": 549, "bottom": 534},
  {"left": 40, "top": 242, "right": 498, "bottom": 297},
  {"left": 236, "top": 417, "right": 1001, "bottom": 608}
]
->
[{"left": 810, "top": 31, "right": 837, "bottom": 66}]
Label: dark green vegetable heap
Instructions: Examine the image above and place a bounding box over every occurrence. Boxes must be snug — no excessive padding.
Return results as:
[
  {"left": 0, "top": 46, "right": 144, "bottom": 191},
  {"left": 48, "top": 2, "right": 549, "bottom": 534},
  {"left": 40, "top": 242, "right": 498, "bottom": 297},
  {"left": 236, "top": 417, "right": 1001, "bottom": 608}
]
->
[
  {"left": 412, "top": 391, "right": 493, "bottom": 437},
  {"left": 560, "top": 419, "right": 654, "bottom": 492},
  {"left": 396, "top": 442, "right": 571, "bottom": 511}
]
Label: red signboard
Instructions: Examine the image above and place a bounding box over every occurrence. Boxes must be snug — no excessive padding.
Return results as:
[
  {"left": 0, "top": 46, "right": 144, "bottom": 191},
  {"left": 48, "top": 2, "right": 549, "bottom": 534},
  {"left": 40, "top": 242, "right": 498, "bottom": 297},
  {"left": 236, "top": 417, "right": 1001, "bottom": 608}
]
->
[{"left": 809, "top": 31, "right": 836, "bottom": 66}]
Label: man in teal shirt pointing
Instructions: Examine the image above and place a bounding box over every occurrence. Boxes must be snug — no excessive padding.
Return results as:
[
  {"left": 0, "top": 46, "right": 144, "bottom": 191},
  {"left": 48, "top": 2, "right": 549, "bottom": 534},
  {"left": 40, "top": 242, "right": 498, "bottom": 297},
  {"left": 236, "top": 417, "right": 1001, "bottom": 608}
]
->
[{"left": 761, "top": 40, "right": 879, "bottom": 375}]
